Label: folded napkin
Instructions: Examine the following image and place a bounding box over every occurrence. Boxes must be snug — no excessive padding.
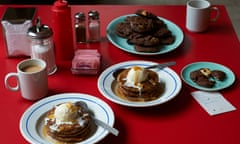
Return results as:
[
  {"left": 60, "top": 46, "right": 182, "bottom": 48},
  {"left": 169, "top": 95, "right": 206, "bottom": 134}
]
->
[{"left": 191, "top": 91, "right": 236, "bottom": 116}]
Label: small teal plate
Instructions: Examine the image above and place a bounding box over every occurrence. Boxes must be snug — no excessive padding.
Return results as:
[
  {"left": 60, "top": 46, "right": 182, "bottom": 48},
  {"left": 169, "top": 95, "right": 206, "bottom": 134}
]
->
[
  {"left": 181, "top": 62, "right": 235, "bottom": 91},
  {"left": 106, "top": 14, "right": 184, "bottom": 55}
]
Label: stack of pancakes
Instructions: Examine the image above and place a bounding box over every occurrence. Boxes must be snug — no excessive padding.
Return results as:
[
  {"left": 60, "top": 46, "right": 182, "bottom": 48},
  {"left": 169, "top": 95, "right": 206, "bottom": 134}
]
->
[
  {"left": 116, "top": 9, "right": 175, "bottom": 52},
  {"left": 44, "top": 102, "right": 95, "bottom": 143},
  {"left": 116, "top": 67, "right": 162, "bottom": 101}
]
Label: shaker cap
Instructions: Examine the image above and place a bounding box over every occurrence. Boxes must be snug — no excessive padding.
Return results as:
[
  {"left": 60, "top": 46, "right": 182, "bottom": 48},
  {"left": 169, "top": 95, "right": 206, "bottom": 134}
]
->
[
  {"left": 75, "top": 12, "right": 85, "bottom": 20},
  {"left": 88, "top": 10, "right": 99, "bottom": 20},
  {"left": 27, "top": 18, "right": 53, "bottom": 39}
]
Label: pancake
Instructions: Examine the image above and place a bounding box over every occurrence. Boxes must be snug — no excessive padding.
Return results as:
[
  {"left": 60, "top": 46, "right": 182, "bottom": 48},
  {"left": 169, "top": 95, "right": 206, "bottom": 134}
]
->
[
  {"left": 116, "top": 68, "right": 163, "bottom": 101},
  {"left": 44, "top": 102, "right": 96, "bottom": 143}
]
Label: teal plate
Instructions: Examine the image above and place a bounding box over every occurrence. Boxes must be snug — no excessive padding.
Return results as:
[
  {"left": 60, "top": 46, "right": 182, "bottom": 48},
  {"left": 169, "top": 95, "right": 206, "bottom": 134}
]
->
[
  {"left": 181, "top": 62, "right": 235, "bottom": 91},
  {"left": 106, "top": 14, "right": 184, "bottom": 55}
]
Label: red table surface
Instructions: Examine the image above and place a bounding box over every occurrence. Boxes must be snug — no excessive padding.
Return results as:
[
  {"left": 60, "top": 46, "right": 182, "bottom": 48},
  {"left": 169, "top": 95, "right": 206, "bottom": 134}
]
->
[{"left": 0, "top": 5, "right": 240, "bottom": 144}]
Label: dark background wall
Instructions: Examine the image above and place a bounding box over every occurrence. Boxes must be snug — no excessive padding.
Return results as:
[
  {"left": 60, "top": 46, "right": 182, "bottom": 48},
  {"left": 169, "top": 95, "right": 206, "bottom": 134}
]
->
[{"left": 0, "top": 0, "right": 130, "bottom": 5}]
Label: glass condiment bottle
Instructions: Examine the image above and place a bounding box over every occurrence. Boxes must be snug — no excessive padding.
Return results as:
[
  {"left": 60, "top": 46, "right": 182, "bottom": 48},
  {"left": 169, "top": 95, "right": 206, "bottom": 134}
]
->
[
  {"left": 88, "top": 10, "right": 100, "bottom": 42},
  {"left": 74, "top": 12, "right": 86, "bottom": 43},
  {"left": 27, "top": 18, "right": 57, "bottom": 75}
]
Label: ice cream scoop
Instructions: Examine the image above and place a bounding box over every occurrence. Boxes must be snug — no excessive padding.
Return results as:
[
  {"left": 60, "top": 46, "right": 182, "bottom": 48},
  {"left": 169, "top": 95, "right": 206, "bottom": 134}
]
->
[
  {"left": 126, "top": 66, "right": 148, "bottom": 84},
  {"left": 54, "top": 102, "right": 78, "bottom": 122}
]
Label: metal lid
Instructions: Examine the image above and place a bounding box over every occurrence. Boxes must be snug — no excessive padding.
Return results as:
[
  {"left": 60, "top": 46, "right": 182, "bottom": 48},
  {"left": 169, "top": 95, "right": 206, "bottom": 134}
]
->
[
  {"left": 88, "top": 10, "right": 99, "bottom": 20},
  {"left": 75, "top": 12, "right": 85, "bottom": 21},
  {"left": 75, "top": 12, "right": 85, "bottom": 19},
  {"left": 27, "top": 18, "right": 53, "bottom": 39}
]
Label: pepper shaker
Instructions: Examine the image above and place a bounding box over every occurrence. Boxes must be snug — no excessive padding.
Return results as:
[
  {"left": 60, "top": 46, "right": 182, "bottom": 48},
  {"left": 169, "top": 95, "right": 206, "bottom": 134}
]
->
[
  {"left": 88, "top": 10, "right": 100, "bottom": 42},
  {"left": 27, "top": 18, "right": 57, "bottom": 75},
  {"left": 74, "top": 12, "right": 86, "bottom": 43}
]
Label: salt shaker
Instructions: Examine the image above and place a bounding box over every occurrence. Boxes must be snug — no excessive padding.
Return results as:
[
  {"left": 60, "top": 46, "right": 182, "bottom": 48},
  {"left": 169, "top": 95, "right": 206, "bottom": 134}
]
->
[
  {"left": 27, "top": 18, "right": 57, "bottom": 75},
  {"left": 88, "top": 10, "right": 100, "bottom": 42},
  {"left": 74, "top": 12, "right": 86, "bottom": 43}
]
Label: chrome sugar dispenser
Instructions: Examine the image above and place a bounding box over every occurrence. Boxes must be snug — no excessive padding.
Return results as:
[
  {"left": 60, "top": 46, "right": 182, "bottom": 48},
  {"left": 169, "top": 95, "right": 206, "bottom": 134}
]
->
[{"left": 27, "top": 18, "right": 57, "bottom": 75}]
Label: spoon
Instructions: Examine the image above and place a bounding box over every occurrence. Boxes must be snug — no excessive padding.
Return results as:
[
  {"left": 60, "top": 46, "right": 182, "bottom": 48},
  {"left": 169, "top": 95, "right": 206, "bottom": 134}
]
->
[
  {"left": 75, "top": 101, "right": 119, "bottom": 136},
  {"left": 113, "top": 61, "right": 176, "bottom": 78}
]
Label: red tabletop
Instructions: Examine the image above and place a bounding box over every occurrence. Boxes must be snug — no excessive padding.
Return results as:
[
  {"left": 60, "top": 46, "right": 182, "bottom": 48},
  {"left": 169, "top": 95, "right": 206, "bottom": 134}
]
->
[{"left": 0, "top": 5, "right": 240, "bottom": 144}]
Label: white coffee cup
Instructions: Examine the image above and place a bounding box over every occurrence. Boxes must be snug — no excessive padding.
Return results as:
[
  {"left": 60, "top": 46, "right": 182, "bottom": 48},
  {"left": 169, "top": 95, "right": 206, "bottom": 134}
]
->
[
  {"left": 186, "top": 0, "right": 220, "bottom": 32},
  {"left": 4, "top": 59, "right": 48, "bottom": 100}
]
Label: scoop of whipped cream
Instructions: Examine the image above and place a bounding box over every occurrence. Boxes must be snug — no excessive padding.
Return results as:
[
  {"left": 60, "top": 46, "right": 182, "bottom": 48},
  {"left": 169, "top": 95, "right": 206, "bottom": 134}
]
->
[
  {"left": 124, "top": 66, "right": 148, "bottom": 89},
  {"left": 54, "top": 102, "right": 78, "bottom": 123}
]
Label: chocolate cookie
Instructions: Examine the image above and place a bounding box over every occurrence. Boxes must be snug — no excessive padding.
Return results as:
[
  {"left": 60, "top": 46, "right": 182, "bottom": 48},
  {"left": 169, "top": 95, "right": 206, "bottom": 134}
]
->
[
  {"left": 153, "top": 26, "right": 175, "bottom": 45},
  {"left": 159, "top": 36, "right": 175, "bottom": 45},
  {"left": 153, "top": 26, "right": 171, "bottom": 38},
  {"left": 129, "top": 16, "right": 155, "bottom": 33},
  {"left": 194, "top": 76, "right": 215, "bottom": 88},
  {"left": 135, "top": 9, "right": 158, "bottom": 19},
  {"left": 127, "top": 33, "right": 160, "bottom": 46},
  {"left": 190, "top": 69, "right": 215, "bottom": 88},
  {"left": 211, "top": 70, "right": 226, "bottom": 81},
  {"left": 115, "top": 22, "right": 132, "bottom": 38},
  {"left": 134, "top": 45, "right": 160, "bottom": 53}
]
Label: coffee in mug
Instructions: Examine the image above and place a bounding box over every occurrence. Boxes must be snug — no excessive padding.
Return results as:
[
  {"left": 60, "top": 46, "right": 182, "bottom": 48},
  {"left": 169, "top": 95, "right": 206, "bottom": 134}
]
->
[
  {"left": 186, "top": 0, "right": 220, "bottom": 32},
  {"left": 21, "top": 65, "right": 42, "bottom": 73},
  {"left": 4, "top": 59, "right": 48, "bottom": 100}
]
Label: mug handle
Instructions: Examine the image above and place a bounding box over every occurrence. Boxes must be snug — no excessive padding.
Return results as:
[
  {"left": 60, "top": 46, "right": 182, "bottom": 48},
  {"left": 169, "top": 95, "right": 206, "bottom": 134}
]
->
[
  {"left": 210, "top": 7, "right": 220, "bottom": 22},
  {"left": 4, "top": 73, "right": 20, "bottom": 91}
]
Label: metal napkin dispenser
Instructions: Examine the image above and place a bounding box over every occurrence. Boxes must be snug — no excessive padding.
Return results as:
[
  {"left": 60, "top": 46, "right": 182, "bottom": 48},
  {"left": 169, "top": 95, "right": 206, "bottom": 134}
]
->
[{"left": 1, "top": 7, "right": 36, "bottom": 57}]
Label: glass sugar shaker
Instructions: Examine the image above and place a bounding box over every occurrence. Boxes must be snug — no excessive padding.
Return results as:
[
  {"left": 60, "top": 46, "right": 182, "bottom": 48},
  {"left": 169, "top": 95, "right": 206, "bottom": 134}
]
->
[
  {"left": 27, "top": 18, "right": 57, "bottom": 75},
  {"left": 74, "top": 12, "right": 86, "bottom": 43},
  {"left": 88, "top": 10, "right": 100, "bottom": 42}
]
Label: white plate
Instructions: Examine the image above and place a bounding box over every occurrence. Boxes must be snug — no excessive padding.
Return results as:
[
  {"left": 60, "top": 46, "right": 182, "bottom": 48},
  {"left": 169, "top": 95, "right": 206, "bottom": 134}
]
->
[
  {"left": 20, "top": 93, "right": 115, "bottom": 144},
  {"left": 106, "top": 14, "right": 184, "bottom": 55},
  {"left": 98, "top": 61, "right": 182, "bottom": 107}
]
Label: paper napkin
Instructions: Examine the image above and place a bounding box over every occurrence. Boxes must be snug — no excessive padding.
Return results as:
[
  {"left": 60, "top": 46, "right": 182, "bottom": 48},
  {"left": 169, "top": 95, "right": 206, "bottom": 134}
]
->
[{"left": 191, "top": 91, "right": 236, "bottom": 116}]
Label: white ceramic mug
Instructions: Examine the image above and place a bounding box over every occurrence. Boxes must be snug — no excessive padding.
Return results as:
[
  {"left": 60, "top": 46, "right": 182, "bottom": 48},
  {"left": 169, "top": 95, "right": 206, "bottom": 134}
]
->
[
  {"left": 4, "top": 59, "right": 48, "bottom": 100},
  {"left": 186, "top": 0, "right": 220, "bottom": 32}
]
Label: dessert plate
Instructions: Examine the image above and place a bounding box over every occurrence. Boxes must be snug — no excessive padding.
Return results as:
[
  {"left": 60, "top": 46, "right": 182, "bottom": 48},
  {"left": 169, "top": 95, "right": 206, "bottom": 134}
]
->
[
  {"left": 106, "top": 14, "right": 184, "bottom": 55},
  {"left": 181, "top": 62, "right": 235, "bottom": 91},
  {"left": 20, "top": 93, "right": 115, "bottom": 144},
  {"left": 98, "top": 60, "right": 182, "bottom": 107}
]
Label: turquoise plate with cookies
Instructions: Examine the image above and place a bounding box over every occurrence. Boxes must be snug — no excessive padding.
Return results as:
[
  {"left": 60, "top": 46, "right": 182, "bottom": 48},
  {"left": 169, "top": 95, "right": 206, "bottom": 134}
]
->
[
  {"left": 181, "top": 62, "right": 235, "bottom": 91},
  {"left": 106, "top": 14, "right": 184, "bottom": 55}
]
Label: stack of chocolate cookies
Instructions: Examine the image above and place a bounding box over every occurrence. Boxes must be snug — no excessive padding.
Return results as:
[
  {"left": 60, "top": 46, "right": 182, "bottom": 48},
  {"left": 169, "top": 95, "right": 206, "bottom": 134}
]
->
[
  {"left": 190, "top": 68, "right": 226, "bottom": 88},
  {"left": 115, "top": 10, "right": 175, "bottom": 52}
]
